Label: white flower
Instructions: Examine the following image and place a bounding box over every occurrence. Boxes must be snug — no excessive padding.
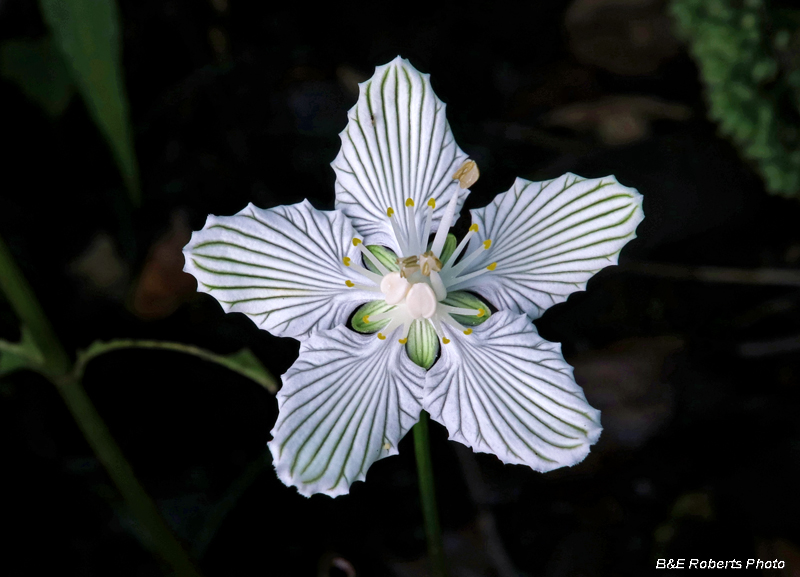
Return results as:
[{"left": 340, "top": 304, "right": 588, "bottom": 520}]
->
[{"left": 183, "top": 56, "right": 644, "bottom": 497}]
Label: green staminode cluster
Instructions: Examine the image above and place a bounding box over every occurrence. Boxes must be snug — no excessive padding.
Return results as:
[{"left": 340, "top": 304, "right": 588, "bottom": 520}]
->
[{"left": 671, "top": 0, "right": 800, "bottom": 197}]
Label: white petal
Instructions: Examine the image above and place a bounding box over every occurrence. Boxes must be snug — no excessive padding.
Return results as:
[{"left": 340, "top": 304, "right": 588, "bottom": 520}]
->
[
  {"left": 269, "top": 326, "right": 425, "bottom": 497},
  {"left": 423, "top": 311, "right": 602, "bottom": 472},
  {"left": 450, "top": 173, "right": 644, "bottom": 318},
  {"left": 332, "top": 56, "right": 470, "bottom": 252},
  {"left": 183, "top": 199, "right": 374, "bottom": 340}
]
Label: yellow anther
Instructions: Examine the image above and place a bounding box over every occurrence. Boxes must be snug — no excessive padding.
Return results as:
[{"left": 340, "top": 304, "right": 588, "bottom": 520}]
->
[
  {"left": 386, "top": 207, "right": 395, "bottom": 217},
  {"left": 383, "top": 442, "right": 391, "bottom": 450},
  {"left": 483, "top": 239, "right": 492, "bottom": 250},
  {"left": 452, "top": 159, "right": 480, "bottom": 189},
  {"left": 405, "top": 198, "right": 415, "bottom": 207},
  {"left": 362, "top": 315, "right": 370, "bottom": 324},
  {"left": 345, "top": 280, "right": 355, "bottom": 287},
  {"left": 487, "top": 262, "right": 497, "bottom": 271},
  {"left": 469, "top": 223, "right": 479, "bottom": 233},
  {"left": 442, "top": 337, "right": 451, "bottom": 344},
  {"left": 377, "top": 333, "right": 386, "bottom": 340},
  {"left": 463, "top": 328, "right": 473, "bottom": 335},
  {"left": 342, "top": 256, "right": 351, "bottom": 266},
  {"left": 398, "top": 338, "right": 408, "bottom": 344},
  {"left": 477, "top": 308, "right": 485, "bottom": 317},
  {"left": 427, "top": 198, "right": 436, "bottom": 209},
  {"left": 352, "top": 238, "right": 362, "bottom": 246}
]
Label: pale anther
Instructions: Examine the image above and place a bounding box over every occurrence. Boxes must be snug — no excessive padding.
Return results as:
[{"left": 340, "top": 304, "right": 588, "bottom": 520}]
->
[
  {"left": 419, "top": 251, "right": 442, "bottom": 276},
  {"left": 452, "top": 159, "right": 480, "bottom": 189}
]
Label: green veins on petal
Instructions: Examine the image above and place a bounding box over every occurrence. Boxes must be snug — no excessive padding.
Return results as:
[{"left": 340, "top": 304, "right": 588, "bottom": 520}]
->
[
  {"left": 365, "top": 245, "right": 400, "bottom": 274},
  {"left": 442, "top": 291, "right": 492, "bottom": 326},
  {"left": 351, "top": 300, "right": 394, "bottom": 333},
  {"left": 439, "top": 234, "right": 457, "bottom": 264},
  {"left": 406, "top": 320, "right": 439, "bottom": 370}
]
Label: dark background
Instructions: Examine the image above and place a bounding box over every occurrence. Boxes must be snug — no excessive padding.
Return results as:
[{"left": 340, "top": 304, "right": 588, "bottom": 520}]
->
[{"left": 1, "top": 0, "right": 799, "bottom": 575}]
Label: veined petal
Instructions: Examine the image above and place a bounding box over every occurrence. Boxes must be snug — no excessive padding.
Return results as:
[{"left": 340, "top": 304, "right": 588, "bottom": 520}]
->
[
  {"left": 333, "top": 56, "right": 470, "bottom": 252},
  {"left": 423, "top": 311, "right": 602, "bottom": 472},
  {"left": 449, "top": 173, "right": 644, "bottom": 319},
  {"left": 183, "top": 199, "right": 374, "bottom": 340},
  {"left": 269, "top": 325, "right": 425, "bottom": 497}
]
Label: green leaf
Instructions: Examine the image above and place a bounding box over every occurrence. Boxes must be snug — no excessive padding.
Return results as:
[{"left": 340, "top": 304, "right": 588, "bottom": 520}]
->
[
  {"left": 351, "top": 300, "right": 393, "bottom": 333},
  {"left": 75, "top": 340, "right": 277, "bottom": 393},
  {"left": 442, "top": 291, "right": 492, "bottom": 326},
  {"left": 365, "top": 245, "right": 399, "bottom": 274},
  {"left": 0, "top": 37, "right": 74, "bottom": 117},
  {"left": 39, "top": 0, "right": 140, "bottom": 204},
  {"left": 406, "top": 320, "right": 439, "bottom": 370},
  {"left": 0, "top": 326, "right": 46, "bottom": 377}
]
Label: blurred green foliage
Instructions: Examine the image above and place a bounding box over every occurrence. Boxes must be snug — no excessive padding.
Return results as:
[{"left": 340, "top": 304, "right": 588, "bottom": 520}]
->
[
  {"left": 671, "top": 0, "right": 800, "bottom": 197},
  {"left": 0, "top": 37, "right": 73, "bottom": 116},
  {"left": 1, "top": 0, "right": 140, "bottom": 204}
]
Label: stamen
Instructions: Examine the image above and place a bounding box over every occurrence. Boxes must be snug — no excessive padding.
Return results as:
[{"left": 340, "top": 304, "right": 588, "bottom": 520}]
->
[
  {"left": 463, "top": 328, "right": 473, "bottom": 335},
  {"left": 422, "top": 198, "right": 435, "bottom": 247},
  {"left": 430, "top": 189, "right": 460, "bottom": 258},
  {"left": 398, "top": 255, "right": 420, "bottom": 279},
  {"left": 355, "top": 244, "right": 390, "bottom": 275},
  {"left": 452, "top": 159, "right": 480, "bottom": 189},
  {"left": 377, "top": 315, "right": 405, "bottom": 342},
  {"left": 446, "top": 239, "right": 493, "bottom": 278},
  {"left": 440, "top": 313, "right": 468, "bottom": 334},
  {"left": 438, "top": 304, "right": 482, "bottom": 316},
  {"left": 430, "top": 317, "right": 449, "bottom": 344},
  {"left": 398, "top": 321, "right": 412, "bottom": 344},
  {"left": 448, "top": 263, "right": 497, "bottom": 285},
  {"left": 443, "top": 223, "right": 479, "bottom": 269},
  {"left": 344, "top": 280, "right": 381, "bottom": 292},
  {"left": 342, "top": 257, "right": 383, "bottom": 284},
  {"left": 386, "top": 207, "right": 410, "bottom": 255},
  {"left": 418, "top": 251, "right": 442, "bottom": 277},
  {"left": 405, "top": 198, "right": 420, "bottom": 255}
]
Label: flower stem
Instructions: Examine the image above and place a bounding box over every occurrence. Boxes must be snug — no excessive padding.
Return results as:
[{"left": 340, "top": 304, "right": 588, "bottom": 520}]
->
[
  {"left": 413, "top": 411, "right": 448, "bottom": 577},
  {"left": 0, "top": 235, "right": 202, "bottom": 577}
]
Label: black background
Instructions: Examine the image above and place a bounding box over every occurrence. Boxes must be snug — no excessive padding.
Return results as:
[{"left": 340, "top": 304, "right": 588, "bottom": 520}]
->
[{"left": 1, "top": 0, "right": 799, "bottom": 575}]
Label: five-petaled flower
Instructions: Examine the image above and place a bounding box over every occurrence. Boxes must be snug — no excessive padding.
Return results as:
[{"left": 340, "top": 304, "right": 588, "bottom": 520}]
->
[{"left": 183, "top": 56, "right": 644, "bottom": 497}]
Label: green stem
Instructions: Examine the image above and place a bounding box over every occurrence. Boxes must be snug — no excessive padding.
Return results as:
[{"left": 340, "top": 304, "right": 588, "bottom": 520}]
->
[
  {"left": 0, "top": 234, "right": 202, "bottom": 577},
  {"left": 55, "top": 374, "right": 203, "bottom": 577},
  {"left": 413, "top": 411, "right": 448, "bottom": 577},
  {"left": 0, "top": 236, "right": 70, "bottom": 376},
  {"left": 73, "top": 339, "right": 278, "bottom": 393}
]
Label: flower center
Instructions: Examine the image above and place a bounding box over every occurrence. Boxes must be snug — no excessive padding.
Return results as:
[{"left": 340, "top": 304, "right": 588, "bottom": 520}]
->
[{"left": 343, "top": 161, "right": 498, "bottom": 346}]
